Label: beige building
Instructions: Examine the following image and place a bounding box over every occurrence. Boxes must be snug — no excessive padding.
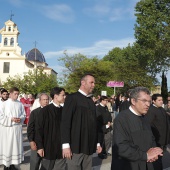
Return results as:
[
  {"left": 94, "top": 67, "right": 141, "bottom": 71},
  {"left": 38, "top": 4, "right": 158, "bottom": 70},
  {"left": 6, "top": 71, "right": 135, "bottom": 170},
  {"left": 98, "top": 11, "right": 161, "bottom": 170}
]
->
[
  {"left": 150, "top": 85, "right": 161, "bottom": 95},
  {"left": 0, "top": 19, "right": 57, "bottom": 85}
]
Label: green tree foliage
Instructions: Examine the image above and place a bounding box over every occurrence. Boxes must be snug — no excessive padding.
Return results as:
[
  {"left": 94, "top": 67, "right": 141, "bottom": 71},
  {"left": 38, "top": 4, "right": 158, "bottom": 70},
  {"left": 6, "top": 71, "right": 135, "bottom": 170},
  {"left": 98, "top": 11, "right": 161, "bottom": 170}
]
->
[
  {"left": 103, "top": 45, "right": 156, "bottom": 93},
  {"left": 161, "top": 71, "right": 168, "bottom": 103},
  {"left": 2, "top": 69, "right": 58, "bottom": 96},
  {"left": 59, "top": 53, "right": 115, "bottom": 96},
  {"left": 134, "top": 0, "right": 170, "bottom": 76}
]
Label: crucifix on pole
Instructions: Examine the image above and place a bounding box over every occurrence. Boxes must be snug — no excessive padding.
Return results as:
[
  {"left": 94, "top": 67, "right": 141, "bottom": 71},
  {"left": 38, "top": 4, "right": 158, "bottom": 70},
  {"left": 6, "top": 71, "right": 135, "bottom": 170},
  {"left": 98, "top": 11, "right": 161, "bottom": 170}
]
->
[{"left": 10, "top": 11, "right": 14, "bottom": 21}]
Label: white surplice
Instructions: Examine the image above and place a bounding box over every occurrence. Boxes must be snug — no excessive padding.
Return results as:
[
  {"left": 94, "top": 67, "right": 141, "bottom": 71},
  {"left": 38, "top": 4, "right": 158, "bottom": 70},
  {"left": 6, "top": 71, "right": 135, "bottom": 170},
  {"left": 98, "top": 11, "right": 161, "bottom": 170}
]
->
[{"left": 0, "top": 98, "right": 26, "bottom": 167}]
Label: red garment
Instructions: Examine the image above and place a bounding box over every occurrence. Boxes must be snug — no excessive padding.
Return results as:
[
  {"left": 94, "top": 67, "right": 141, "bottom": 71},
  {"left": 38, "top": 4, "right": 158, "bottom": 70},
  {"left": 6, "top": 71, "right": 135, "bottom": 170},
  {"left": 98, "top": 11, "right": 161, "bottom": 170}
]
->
[{"left": 20, "top": 97, "right": 32, "bottom": 125}]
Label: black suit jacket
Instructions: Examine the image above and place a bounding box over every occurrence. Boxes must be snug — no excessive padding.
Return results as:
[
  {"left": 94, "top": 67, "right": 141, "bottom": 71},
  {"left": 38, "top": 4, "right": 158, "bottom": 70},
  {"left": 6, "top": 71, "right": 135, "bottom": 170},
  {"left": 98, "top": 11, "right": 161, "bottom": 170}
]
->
[
  {"left": 27, "top": 107, "right": 41, "bottom": 142},
  {"left": 145, "top": 105, "right": 170, "bottom": 147}
]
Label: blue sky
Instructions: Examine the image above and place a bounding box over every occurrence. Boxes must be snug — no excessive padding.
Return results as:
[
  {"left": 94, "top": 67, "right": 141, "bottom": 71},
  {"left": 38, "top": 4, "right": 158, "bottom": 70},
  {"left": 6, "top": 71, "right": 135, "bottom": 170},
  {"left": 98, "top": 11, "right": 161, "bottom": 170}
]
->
[{"left": 0, "top": 0, "right": 169, "bottom": 89}]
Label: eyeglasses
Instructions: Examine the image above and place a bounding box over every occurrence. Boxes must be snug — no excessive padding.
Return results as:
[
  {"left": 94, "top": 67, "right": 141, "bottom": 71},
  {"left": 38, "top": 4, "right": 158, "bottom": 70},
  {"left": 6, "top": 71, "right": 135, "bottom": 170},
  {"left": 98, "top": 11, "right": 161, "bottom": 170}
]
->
[{"left": 137, "top": 99, "right": 151, "bottom": 104}]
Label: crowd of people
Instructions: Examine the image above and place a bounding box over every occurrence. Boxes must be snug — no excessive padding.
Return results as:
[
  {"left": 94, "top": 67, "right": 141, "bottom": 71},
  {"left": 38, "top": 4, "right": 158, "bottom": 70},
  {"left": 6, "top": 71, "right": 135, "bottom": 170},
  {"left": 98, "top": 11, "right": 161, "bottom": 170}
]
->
[{"left": 0, "top": 74, "right": 170, "bottom": 170}]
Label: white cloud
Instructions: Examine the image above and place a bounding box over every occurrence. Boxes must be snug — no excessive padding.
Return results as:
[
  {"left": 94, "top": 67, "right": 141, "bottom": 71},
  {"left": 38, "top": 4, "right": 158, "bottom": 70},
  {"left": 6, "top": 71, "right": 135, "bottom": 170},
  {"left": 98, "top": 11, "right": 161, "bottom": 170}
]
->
[
  {"left": 41, "top": 4, "right": 75, "bottom": 23},
  {"left": 8, "top": 0, "right": 22, "bottom": 7},
  {"left": 83, "top": 0, "right": 140, "bottom": 22},
  {"left": 45, "top": 37, "right": 135, "bottom": 76},
  {"left": 44, "top": 37, "right": 135, "bottom": 59}
]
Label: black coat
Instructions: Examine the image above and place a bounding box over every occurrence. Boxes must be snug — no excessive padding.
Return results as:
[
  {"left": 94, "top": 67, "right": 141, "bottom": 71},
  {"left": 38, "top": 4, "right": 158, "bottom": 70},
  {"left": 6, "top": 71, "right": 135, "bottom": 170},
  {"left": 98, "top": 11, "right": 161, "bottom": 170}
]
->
[
  {"left": 35, "top": 104, "right": 63, "bottom": 160},
  {"left": 61, "top": 92, "right": 98, "bottom": 155},
  {"left": 27, "top": 107, "right": 41, "bottom": 142},
  {"left": 145, "top": 105, "right": 170, "bottom": 147},
  {"left": 96, "top": 104, "right": 112, "bottom": 143},
  {"left": 119, "top": 100, "right": 130, "bottom": 112},
  {"left": 111, "top": 109, "right": 155, "bottom": 170}
]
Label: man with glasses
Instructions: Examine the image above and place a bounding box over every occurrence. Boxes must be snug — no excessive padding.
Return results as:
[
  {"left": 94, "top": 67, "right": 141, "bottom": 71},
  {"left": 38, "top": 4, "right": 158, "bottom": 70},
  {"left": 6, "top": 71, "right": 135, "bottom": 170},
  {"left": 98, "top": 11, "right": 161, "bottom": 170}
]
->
[
  {"left": 145, "top": 93, "right": 170, "bottom": 170},
  {"left": 111, "top": 87, "right": 163, "bottom": 170},
  {"left": 96, "top": 96, "right": 113, "bottom": 159},
  {"left": 27, "top": 93, "right": 49, "bottom": 170}
]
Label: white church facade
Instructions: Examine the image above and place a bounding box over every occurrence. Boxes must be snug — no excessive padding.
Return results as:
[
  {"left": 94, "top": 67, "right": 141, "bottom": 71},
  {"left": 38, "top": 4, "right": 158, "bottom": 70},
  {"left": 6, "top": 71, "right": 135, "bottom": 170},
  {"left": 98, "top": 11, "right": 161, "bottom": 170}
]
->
[{"left": 0, "top": 19, "right": 57, "bottom": 86}]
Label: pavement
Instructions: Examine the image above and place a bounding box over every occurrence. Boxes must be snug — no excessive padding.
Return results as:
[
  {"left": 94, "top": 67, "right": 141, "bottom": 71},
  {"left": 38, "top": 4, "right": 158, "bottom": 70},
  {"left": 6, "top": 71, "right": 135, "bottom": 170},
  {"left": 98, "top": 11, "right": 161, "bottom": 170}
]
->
[
  {"left": 0, "top": 125, "right": 111, "bottom": 170},
  {"left": 0, "top": 125, "right": 170, "bottom": 170}
]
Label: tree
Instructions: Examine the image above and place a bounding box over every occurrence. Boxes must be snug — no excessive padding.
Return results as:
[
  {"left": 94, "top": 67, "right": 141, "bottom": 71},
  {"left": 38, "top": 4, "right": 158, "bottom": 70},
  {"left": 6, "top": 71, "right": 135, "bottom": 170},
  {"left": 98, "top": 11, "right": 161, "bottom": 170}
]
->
[
  {"left": 103, "top": 45, "right": 156, "bottom": 93},
  {"left": 2, "top": 69, "right": 58, "bottom": 96},
  {"left": 161, "top": 71, "right": 168, "bottom": 103},
  {"left": 134, "top": 0, "right": 170, "bottom": 76},
  {"left": 59, "top": 54, "right": 115, "bottom": 96}
]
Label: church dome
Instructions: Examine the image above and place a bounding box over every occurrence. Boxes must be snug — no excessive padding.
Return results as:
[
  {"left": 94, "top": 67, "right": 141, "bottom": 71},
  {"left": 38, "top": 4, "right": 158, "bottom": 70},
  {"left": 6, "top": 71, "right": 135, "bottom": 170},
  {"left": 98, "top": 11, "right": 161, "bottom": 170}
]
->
[{"left": 26, "top": 48, "right": 46, "bottom": 62}]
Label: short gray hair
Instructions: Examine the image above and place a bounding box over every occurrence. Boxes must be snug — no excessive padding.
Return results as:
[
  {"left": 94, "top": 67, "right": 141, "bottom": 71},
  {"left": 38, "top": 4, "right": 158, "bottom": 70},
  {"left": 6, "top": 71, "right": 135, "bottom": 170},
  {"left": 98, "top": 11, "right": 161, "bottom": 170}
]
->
[
  {"left": 39, "top": 93, "right": 49, "bottom": 100},
  {"left": 129, "top": 87, "right": 150, "bottom": 104}
]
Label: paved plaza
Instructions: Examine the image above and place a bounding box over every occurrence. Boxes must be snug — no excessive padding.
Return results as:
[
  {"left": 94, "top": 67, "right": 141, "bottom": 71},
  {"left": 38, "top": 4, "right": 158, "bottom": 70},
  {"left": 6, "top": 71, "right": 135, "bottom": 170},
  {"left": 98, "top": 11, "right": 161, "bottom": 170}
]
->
[
  {"left": 0, "top": 125, "right": 111, "bottom": 170},
  {"left": 0, "top": 125, "right": 170, "bottom": 170}
]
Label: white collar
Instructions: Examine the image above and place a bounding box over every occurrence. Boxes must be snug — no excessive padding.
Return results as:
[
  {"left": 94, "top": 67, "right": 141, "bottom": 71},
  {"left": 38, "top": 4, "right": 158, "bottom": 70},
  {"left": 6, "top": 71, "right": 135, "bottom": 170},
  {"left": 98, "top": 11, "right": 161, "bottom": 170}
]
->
[
  {"left": 129, "top": 106, "right": 141, "bottom": 116},
  {"left": 78, "top": 89, "right": 87, "bottom": 96},
  {"left": 153, "top": 104, "right": 158, "bottom": 108},
  {"left": 52, "top": 101, "right": 60, "bottom": 108},
  {"left": 100, "top": 103, "right": 105, "bottom": 107}
]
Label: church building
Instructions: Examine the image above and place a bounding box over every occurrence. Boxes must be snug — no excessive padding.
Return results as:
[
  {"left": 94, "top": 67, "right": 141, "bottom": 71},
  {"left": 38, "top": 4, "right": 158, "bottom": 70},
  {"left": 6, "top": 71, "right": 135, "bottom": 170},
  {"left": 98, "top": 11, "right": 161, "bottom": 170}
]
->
[{"left": 0, "top": 19, "right": 57, "bottom": 86}]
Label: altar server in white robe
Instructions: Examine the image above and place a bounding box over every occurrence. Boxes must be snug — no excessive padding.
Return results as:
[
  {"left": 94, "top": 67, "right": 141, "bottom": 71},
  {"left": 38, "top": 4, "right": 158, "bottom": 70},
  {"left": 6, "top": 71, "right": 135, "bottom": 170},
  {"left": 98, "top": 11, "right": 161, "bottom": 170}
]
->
[{"left": 0, "top": 87, "right": 26, "bottom": 170}]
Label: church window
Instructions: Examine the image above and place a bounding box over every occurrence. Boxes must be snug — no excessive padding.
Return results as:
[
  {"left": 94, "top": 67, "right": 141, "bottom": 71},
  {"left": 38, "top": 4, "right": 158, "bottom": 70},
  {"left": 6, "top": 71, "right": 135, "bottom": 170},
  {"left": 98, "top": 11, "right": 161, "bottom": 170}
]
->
[
  {"left": 8, "top": 27, "right": 11, "bottom": 31},
  {"left": 10, "top": 38, "right": 14, "bottom": 46},
  {"left": 4, "top": 38, "right": 8, "bottom": 46},
  {"left": 3, "top": 62, "right": 10, "bottom": 73}
]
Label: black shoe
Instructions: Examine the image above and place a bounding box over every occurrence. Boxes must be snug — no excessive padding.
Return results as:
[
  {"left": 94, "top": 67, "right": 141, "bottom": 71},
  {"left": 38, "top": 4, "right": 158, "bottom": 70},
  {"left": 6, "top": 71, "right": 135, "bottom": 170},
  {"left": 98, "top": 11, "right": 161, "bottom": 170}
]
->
[
  {"left": 98, "top": 154, "right": 107, "bottom": 159},
  {"left": 4, "top": 166, "right": 9, "bottom": 170},
  {"left": 9, "top": 165, "right": 18, "bottom": 170}
]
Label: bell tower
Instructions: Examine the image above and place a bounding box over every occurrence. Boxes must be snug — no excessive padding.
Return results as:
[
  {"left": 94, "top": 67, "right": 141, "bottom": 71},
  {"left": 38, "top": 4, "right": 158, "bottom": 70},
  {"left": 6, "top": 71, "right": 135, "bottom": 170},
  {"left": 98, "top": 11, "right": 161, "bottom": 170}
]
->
[{"left": 0, "top": 19, "right": 22, "bottom": 56}]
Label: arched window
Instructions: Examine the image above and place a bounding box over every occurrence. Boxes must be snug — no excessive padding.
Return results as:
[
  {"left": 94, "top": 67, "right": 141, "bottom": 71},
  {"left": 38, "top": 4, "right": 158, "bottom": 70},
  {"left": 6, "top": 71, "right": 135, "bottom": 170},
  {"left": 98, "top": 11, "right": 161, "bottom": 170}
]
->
[
  {"left": 8, "top": 27, "right": 11, "bottom": 31},
  {"left": 4, "top": 38, "right": 8, "bottom": 46},
  {"left": 10, "top": 38, "right": 14, "bottom": 46}
]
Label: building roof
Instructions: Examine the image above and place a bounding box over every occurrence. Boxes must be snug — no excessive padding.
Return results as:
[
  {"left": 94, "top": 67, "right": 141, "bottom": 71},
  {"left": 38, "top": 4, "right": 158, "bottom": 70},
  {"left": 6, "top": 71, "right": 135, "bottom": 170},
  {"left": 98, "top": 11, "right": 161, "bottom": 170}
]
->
[{"left": 25, "top": 48, "right": 46, "bottom": 62}]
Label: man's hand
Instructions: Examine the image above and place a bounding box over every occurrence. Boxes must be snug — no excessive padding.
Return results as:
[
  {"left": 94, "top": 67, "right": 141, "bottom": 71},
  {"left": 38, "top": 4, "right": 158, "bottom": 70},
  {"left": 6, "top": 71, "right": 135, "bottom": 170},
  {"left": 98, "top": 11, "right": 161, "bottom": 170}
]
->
[
  {"left": 11, "top": 117, "right": 21, "bottom": 123},
  {"left": 37, "top": 149, "right": 44, "bottom": 157},
  {"left": 62, "top": 148, "right": 72, "bottom": 159},
  {"left": 30, "top": 141, "right": 37, "bottom": 150},
  {"left": 147, "top": 147, "right": 163, "bottom": 162},
  {"left": 96, "top": 146, "right": 102, "bottom": 154},
  {"left": 107, "top": 122, "right": 111, "bottom": 127}
]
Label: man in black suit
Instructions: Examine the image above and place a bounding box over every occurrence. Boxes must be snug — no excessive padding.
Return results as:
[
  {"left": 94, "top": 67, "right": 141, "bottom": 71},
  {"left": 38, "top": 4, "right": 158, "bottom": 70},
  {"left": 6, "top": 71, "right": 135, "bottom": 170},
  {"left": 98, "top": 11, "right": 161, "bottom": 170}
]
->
[
  {"left": 145, "top": 93, "right": 170, "bottom": 170},
  {"left": 27, "top": 93, "right": 49, "bottom": 170},
  {"left": 96, "top": 96, "right": 112, "bottom": 159},
  {"left": 61, "top": 74, "right": 102, "bottom": 170},
  {"left": 111, "top": 87, "right": 163, "bottom": 170},
  {"left": 119, "top": 89, "right": 133, "bottom": 112}
]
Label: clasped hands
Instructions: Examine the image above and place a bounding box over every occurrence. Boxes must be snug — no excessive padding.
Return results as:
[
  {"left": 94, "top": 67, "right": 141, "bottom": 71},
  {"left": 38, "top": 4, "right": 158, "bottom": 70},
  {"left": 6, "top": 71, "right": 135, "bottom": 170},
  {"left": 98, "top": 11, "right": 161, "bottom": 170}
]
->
[
  {"left": 11, "top": 117, "right": 21, "bottom": 123},
  {"left": 147, "top": 147, "right": 163, "bottom": 162}
]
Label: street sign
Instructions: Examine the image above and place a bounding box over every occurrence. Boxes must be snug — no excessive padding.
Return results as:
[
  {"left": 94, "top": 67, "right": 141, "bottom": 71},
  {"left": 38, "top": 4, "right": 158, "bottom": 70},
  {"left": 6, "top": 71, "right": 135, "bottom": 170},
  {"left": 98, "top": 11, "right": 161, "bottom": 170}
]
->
[
  {"left": 101, "top": 91, "right": 107, "bottom": 96},
  {"left": 107, "top": 81, "right": 124, "bottom": 87}
]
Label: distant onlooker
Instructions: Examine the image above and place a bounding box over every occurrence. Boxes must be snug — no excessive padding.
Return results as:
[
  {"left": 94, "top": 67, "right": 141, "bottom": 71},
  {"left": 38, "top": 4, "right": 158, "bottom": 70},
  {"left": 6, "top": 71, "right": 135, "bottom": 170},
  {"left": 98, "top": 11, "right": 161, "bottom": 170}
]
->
[
  {"left": 165, "top": 100, "right": 170, "bottom": 113},
  {"left": 0, "top": 89, "right": 9, "bottom": 103},
  {"left": 96, "top": 96, "right": 113, "bottom": 159},
  {"left": 119, "top": 89, "right": 133, "bottom": 112}
]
